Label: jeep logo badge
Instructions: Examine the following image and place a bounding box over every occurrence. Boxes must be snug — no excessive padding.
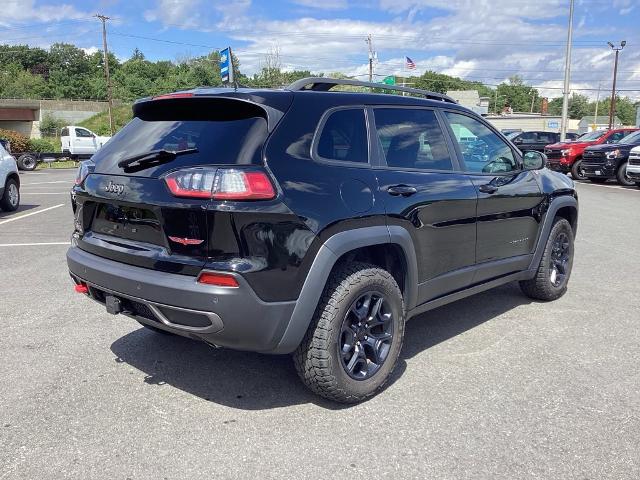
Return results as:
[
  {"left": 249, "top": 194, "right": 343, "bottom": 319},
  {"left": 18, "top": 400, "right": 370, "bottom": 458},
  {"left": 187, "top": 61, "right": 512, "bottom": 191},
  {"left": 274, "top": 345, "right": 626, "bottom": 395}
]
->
[{"left": 105, "top": 181, "right": 125, "bottom": 195}]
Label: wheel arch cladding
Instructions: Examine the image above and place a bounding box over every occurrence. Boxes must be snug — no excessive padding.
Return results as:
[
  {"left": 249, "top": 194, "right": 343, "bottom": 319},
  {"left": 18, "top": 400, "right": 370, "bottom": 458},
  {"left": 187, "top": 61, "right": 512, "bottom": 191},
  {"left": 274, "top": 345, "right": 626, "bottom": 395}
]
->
[
  {"left": 528, "top": 195, "right": 578, "bottom": 273},
  {"left": 271, "top": 225, "right": 419, "bottom": 354},
  {"left": 7, "top": 172, "right": 19, "bottom": 188}
]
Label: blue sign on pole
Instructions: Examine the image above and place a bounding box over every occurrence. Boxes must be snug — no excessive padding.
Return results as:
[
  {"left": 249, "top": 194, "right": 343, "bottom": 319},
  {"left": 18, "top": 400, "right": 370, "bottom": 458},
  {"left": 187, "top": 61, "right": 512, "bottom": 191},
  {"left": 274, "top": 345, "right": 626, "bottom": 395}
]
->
[{"left": 220, "top": 47, "right": 234, "bottom": 84}]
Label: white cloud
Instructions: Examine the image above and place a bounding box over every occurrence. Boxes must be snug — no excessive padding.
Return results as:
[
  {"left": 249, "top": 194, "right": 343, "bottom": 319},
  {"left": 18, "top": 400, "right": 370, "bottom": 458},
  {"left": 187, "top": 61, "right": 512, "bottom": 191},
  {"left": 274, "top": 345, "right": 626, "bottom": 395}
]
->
[
  {"left": 137, "top": 0, "right": 640, "bottom": 101},
  {"left": 144, "top": 0, "right": 203, "bottom": 29},
  {"left": 0, "top": 0, "right": 90, "bottom": 26},
  {"left": 290, "top": 0, "right": 349, "bottom": 10}
]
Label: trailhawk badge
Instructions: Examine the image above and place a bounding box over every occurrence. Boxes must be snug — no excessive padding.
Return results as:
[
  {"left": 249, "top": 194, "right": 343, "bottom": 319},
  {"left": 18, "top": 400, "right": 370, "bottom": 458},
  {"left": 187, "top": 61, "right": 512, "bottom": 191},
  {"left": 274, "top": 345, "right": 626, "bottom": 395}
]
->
[{"left": 105, "top": 181, "right": 125, "bottom": 195}]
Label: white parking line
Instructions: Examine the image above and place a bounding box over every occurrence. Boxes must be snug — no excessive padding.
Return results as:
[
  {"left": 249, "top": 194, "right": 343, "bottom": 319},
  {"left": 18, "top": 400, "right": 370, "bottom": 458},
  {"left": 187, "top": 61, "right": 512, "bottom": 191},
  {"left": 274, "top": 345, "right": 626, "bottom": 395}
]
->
[
  {"left": 0, "top": 242, "right": 69, "bottom": 247},
  {"left": 20, "top": 192, "right": 69, "bottom": 195},
  {"left": 0, "top": 204, "right": 65, "bottom": 225},
  {"left": 21, "top": 180, "right": 71, "bottom": 185},
  {"left": 576, "top": 182, "right": 639, "bottom": 192}
]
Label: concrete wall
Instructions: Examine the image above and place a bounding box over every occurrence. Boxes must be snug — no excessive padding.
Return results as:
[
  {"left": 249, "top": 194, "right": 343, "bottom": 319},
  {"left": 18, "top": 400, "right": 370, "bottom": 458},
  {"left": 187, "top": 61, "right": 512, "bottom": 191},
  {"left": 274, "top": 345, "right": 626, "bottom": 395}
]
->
[
  {"left": 0, "top": 99, "right": 110, "bottom": 139},
  {"left": 485, "top": 115, "right": 579, "bottom": 133},
  {"left": 0, "top": 120, "right": 32, "bottom": 137}
]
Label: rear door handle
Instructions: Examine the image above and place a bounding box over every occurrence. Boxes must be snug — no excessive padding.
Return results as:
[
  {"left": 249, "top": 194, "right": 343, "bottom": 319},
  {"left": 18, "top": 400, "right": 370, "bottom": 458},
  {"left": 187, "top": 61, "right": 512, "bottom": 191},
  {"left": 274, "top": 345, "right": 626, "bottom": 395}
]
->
[
  {"left": 478, "top": 184, "right": 498, "bottom": 194},
  {"left": 387, "top": 185, "right": 418, "bottom": 197}
]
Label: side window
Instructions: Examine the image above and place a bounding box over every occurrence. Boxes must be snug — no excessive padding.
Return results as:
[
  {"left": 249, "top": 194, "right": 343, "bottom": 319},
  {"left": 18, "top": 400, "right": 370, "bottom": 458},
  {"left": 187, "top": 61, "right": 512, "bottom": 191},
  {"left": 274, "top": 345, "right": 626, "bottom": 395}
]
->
[
  {"left": 316, "top": 109, "right": 368, "bottom": 163},
  {"left": 374, "top": 108, "right": 453, "bottom": 171},
  {"left": 444, "top": 111, "right": 518, "bottom": 174},
  {"left": 518, "top": 132, "right": 537, "bottom": 142},
  {"left": 537, "top": 132, "right": 555, "bottom": 144},
  {"left": 60, "top": 127, "right": 69, "bottom": 137},
  {"left": 606, "top": 132, "right": 623, "bottom": 143},
  {"left": 75, "top": 128, "right": 93, "bottom": 138}
]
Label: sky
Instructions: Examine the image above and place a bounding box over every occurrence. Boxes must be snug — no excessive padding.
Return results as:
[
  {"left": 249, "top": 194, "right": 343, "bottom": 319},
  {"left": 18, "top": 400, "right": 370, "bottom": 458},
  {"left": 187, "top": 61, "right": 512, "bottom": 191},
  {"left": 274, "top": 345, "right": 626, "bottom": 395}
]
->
[{"left": 1, "top": 0, "right": 640, "bottom": 100}]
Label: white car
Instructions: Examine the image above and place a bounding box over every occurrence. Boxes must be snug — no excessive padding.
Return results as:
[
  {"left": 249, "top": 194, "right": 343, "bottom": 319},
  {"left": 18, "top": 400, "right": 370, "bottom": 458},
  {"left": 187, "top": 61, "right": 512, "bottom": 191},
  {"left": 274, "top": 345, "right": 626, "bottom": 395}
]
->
[
  {"left": 0, "top": 140, "right": 20, "bottom": 211},
  {"left": 60, "top": 126, "right": 111, "bottom": 158},
  {"left": 627, "top": 146, "right": 640, "bottom": 188}
]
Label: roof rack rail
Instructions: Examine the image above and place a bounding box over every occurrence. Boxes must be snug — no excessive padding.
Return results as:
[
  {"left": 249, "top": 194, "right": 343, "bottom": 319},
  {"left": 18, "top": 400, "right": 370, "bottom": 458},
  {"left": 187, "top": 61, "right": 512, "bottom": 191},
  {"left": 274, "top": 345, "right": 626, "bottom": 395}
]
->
[{"left": 287, "top": 77, "right": 457, "bottom": 104}]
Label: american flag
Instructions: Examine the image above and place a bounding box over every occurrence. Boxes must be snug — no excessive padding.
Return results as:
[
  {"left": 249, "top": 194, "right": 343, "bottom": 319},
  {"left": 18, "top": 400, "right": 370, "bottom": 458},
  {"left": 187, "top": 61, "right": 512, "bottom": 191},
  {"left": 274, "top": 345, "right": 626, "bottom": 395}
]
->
[{"left": 405, "top": 56, "right": 416, "bottom": 70}]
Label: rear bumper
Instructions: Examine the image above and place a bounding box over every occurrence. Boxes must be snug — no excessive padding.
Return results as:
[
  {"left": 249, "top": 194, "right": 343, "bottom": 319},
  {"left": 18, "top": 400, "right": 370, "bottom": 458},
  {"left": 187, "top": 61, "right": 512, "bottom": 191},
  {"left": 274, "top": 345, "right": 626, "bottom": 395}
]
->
[{"left": 67, "top": 245, "right": 296, "bottom": 353}]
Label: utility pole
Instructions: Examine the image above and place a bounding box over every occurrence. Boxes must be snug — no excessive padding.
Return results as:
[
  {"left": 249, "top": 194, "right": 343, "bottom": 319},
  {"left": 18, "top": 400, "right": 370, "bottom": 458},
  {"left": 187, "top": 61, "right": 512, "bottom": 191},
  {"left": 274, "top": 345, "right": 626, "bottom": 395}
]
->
[
  {"left": 530, "top": 93, "right": 536, "bottom": 113},
  {"left": 593, "top": 82, "right": 601, "bottom": 131},
  {"left": 607, "top": 41, "right": 626, "bottom": 130},
  {"left": 96, "top": 14, "right": 114, "bottom": 136},
  {"left": 365, "top": 35, "right": 374, "bottom": 83},
  {"left": 560, "top": 0, "right": 574, "bottom": 142}
]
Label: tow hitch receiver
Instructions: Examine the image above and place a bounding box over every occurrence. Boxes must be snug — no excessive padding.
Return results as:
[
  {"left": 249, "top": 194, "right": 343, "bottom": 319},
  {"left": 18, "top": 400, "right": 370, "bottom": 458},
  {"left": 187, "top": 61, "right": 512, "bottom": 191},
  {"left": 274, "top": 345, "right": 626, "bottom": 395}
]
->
[{"left": 105, "top": 295, "right": 123, "bottom": 315}]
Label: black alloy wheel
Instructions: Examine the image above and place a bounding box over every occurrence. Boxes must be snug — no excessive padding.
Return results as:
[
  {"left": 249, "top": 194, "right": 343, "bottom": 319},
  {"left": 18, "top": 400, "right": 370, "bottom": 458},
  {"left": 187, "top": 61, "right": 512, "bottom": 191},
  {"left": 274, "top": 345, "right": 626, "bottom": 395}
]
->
[
  {"left": 339, "top": 291, "right": 394, "bottom": 380},
  {"left": 549, "top": 231, "right": 570, "bottom": 287}
]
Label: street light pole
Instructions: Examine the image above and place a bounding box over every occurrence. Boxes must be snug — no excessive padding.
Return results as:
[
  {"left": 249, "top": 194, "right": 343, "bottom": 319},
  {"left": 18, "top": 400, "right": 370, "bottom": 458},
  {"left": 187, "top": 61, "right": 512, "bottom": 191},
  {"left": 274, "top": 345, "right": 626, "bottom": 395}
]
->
[
  {"left": 607, "top": 41, "right": 626, "bottom": 130},
  {"left": 560, "top": 0, "right": 574, "bottom": 142}
]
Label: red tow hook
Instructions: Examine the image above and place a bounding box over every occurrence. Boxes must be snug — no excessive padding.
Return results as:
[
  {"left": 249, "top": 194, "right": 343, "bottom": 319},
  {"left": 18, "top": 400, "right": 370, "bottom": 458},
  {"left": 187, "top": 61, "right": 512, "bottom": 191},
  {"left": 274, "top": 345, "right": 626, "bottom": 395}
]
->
[{"left": 74, "top": 283, "right": 89, "bottom": 294}]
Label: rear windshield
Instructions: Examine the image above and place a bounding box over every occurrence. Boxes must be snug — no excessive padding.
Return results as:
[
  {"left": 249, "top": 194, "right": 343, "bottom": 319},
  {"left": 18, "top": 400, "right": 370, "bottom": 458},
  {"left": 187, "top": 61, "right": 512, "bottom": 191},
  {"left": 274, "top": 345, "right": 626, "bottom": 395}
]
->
[
  {"left": 92, "top": 115, "right": 268, "bottom": 176},
  {"left": 620, "top": 131, "right": 640, "bottom": 145},
  {"left": 579, "top": 130, "right": 606, "bottom": 141}
]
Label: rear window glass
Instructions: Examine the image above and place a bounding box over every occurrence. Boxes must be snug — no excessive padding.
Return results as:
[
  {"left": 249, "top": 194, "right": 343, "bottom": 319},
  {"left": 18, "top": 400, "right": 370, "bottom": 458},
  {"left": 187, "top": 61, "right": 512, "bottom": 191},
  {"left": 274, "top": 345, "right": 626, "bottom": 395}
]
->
[
  {"left": 374, "top": 108, "right": 453, "bottom": 171},
  {"left": 316, "top": 109, "right": 368, "bottom": 163},
  {"left": 92, "top": 115, "right": 268, "bottom": 176}
]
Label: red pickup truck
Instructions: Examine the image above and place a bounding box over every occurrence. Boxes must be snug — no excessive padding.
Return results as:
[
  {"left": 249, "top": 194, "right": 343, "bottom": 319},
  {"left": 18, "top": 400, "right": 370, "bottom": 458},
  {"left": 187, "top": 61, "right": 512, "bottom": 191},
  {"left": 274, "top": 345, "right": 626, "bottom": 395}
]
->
[{"left": 545, "top": 128, "right": 639, "bottom": 180}]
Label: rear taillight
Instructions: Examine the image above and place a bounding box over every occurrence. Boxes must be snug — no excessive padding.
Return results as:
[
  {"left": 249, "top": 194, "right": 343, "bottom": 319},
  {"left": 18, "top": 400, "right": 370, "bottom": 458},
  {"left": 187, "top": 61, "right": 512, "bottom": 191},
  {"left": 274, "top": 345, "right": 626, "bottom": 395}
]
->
[
  {"left": 163, "top": 168, "right": 275, "bottom": 200},
  {"left": 75, "top": 161, "right": 92, "bottom": 185},
  {"left": 153, "top": 92, "right": 194, "bottom": 100},
  {"left": 197, "top": 272, "right": 239, "bottom": 287}
]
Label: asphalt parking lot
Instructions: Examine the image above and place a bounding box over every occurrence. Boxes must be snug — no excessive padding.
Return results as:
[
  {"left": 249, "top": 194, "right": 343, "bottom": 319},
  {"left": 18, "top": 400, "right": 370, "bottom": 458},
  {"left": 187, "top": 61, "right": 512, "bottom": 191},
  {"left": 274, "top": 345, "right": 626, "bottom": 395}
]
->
[{"left": 1, "top": 169, "right": 639, "bottom": 479}]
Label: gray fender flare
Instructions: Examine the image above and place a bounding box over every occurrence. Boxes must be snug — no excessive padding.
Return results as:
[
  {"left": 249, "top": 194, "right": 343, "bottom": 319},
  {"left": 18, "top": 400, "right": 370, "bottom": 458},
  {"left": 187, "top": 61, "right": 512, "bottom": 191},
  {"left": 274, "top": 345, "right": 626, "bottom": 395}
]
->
[
  {"left": 528, "top": 195, "right": 578, "bottom": 272},
  {"left": 271, "top": 225, "right": 418, "bottom": 354}
]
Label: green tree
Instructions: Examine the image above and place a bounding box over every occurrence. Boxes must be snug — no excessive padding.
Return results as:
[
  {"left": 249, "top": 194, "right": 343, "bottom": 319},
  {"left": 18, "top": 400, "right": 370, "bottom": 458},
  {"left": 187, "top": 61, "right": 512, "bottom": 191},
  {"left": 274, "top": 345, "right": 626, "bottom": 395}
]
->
[{"left": 494, "top": 75, "right": 540, "bottom": 113}]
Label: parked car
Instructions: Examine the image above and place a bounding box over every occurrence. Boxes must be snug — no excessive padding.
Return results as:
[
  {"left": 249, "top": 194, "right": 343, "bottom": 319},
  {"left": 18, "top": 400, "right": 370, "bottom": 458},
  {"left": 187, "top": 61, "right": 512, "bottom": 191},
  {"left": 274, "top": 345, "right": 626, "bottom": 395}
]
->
[
  {"left": 0, "top": 140, "right": 20, "bottom": 212},
  {"left": 505, "top": 131, "right": 579, "bottom": 152},
  {"left": 626, "top": 146, "right": 640, "bottom": 188},
  {"left": 67, "top": 78, "right": 578, "bottom": 403},
  {"left": 61, "top": 126, "right": 111, "bottom": 159},
  {"left": 581, "top": 130, "right": 640, "bottom": 185},
  {"left": 544, "top": 128, "right": 639, "bottom": 180}
]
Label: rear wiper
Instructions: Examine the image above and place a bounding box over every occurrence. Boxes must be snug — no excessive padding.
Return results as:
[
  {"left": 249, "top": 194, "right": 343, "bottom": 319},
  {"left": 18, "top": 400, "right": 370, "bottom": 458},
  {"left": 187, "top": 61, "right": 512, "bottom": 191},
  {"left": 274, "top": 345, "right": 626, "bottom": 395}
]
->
[{"left": 117, "top": 148, "right": 198, "bottom": 172}]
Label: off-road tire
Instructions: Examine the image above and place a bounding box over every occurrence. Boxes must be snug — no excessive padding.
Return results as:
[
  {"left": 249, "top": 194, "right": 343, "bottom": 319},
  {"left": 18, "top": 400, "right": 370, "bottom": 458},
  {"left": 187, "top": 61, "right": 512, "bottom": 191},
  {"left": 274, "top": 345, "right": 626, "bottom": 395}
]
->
[
  {"left": 293, "top": 262, "right": 405, "bottom": 403},
  {"left": 588, "top": 178, "right": 607, "bottom": 184},
  {"left": 0, "top": 178, "right": 19, "bottom": 212},
  {"left": 520, "top": 217, "right": 574, "bottom": 301},
  {"left": 616, "top": 162, "right": 634, "bottom": 186},
  {"left": 570, "top": 159, "right": 586, "bottom": 181},
  {"left": 17, "top": 154, "right": 37, "bottom": 171}
]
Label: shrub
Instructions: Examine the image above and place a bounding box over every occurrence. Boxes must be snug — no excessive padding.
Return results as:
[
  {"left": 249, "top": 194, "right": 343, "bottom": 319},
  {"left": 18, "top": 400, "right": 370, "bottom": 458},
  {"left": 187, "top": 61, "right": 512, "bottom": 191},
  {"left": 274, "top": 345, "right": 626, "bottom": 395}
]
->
[
  {"left": 28, "top": 138, "right": 57, "bottom": 153},
  {"left": 39, "top": 113, "right": 67, "bottom": 137},
  {"left": 0, "top": 129, "right": 30, "bottom": 153}
]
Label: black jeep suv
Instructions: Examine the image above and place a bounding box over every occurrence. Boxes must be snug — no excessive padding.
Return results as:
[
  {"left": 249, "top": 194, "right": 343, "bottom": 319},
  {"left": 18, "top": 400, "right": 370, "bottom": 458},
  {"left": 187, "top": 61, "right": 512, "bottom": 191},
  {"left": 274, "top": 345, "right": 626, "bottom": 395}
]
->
[
  {"left": 581, "top": 129, "right": 640, "bottom": 186},
  {"left": 67, "top": 78, "right": 578, "bottom": 403}
]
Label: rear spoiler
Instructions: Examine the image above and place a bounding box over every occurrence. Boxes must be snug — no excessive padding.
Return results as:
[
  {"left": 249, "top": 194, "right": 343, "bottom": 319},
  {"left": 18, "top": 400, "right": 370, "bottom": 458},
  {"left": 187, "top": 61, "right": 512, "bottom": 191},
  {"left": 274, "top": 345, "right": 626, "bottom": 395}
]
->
[{"left": 133, "top": 90, "right": 293, "bottom": 132}]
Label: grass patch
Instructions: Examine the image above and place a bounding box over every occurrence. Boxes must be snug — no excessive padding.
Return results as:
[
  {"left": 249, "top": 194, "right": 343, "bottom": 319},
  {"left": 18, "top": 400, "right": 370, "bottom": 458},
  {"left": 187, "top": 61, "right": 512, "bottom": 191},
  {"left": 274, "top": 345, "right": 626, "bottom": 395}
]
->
[
  {"left": 37, "top": 160, "right": 78, "bottom": 170},
  {"left": 79, "top": 105, "right": 133, "bottom": 136}
]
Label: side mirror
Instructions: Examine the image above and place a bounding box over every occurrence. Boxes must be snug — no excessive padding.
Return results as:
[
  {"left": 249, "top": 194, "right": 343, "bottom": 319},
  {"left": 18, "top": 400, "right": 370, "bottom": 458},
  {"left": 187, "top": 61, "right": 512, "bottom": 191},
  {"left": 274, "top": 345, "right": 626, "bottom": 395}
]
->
[
  {"left": 513, "top": 137, "right": 523, "bottom": 144},
  {"left": 523, "top": 150, "right": 546, "bottom": 170}
]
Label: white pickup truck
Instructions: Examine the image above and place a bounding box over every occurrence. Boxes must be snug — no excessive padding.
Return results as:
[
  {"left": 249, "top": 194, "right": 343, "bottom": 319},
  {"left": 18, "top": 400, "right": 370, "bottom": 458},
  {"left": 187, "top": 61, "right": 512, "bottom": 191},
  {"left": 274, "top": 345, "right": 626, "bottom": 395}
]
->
[{"left": 61, "top": 126, "right": 111, "bottom": 158}]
